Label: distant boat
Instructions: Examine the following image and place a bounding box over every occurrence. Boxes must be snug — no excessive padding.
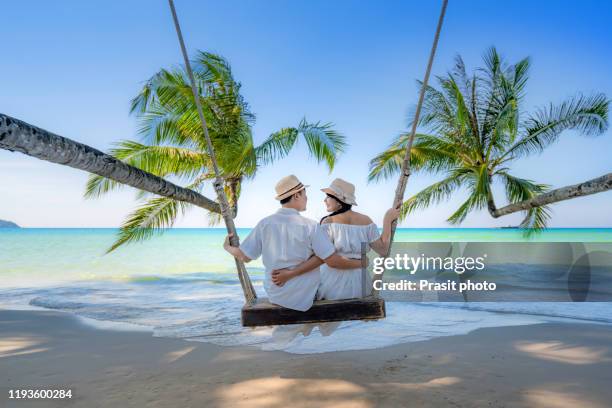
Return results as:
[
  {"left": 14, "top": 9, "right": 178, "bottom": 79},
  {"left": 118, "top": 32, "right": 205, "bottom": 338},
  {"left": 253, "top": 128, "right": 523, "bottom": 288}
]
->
[
  {"left": 500, "top": 225, "right": 518, "bottom": 229},
  {"left": 0, "top": 219, "right": 20, "bottom": 228}
]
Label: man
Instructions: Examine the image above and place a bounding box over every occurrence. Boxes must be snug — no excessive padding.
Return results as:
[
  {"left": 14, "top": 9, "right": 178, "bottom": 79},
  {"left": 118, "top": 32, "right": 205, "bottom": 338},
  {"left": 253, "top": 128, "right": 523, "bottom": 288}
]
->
[{"left": 223, "top": 174, "right": 361, "bottom": 311}]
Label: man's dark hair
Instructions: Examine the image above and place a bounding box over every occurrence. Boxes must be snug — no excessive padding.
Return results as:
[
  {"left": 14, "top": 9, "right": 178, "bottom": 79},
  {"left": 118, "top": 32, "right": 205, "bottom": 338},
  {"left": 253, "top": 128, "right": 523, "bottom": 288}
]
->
[{"left": 280, "top": 190, "right": 303, "bottom": 205}]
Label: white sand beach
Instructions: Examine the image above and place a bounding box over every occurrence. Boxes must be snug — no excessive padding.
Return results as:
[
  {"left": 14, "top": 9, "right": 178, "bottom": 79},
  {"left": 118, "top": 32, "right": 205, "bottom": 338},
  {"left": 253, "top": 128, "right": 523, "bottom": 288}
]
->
[{"left": 2, "top": 309, "right": 612, "bottom": 408}]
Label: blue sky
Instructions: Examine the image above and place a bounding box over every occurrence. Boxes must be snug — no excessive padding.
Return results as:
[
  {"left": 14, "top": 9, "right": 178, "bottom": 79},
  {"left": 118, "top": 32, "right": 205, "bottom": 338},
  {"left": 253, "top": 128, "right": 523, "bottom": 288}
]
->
[{"left": 1, "top": 0, "right": 611, "bottom": 228}]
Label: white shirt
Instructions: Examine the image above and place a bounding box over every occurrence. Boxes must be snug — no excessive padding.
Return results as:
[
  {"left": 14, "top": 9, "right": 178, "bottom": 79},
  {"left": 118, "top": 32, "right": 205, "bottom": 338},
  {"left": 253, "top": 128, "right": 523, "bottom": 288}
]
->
[{"left": 240, "top": 207, "right": 335, "bottom": 311}]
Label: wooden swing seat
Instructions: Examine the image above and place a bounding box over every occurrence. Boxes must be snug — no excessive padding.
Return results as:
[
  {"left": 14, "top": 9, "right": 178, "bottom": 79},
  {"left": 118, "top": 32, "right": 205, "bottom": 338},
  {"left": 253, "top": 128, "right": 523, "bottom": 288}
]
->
[{"left": 241, "top": 295, "right": 385, "bottom": 327}]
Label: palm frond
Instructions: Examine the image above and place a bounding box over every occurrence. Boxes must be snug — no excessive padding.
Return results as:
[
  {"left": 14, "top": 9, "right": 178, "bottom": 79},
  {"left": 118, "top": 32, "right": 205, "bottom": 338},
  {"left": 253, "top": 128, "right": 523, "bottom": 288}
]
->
[
  {"left": 255, "top": 128, "right": 299, "bottom": 166},
  {"left": 256, "top": 119, "right": 346, "bottom": 172},
  {"left": 511, "top": 56, "right": 530, "bottom": 100},
  {"left": 446, "top": 165, "right": 490, "bottom": 224},
  {"left": 497, "top": 171, "right": 551, "bottom": 232},
  {"left": 519, "top": 206, "right": 551, "bottom": 233},
  {"left": 368, "top": 144, "right": 405, "bottom": 182},
  {"left": 451, "top": 55, "right": 482, "bottom": 145},
  {"left": 136, "top": 105, "right": 201, "bottom": 148},
  {"left": 446, "top": 191, "right": 481, "bottom": 224},
  {"left": 484, "top": 91, "right": 519, "bottom": 159},
  {"left": 451, "top": 55, "right": 472, "bottom": 100},
  {"left": 84, "top": 174, "right": 125, "bottom": 199},
  {"left": 416, "top": 80, "right": 456, "bottom": 133},
  {"left": 105, "top": 174, "right": 213, "bottom": 253},
  {"left": 400, "top": 169, "right": 470, "bottom": 218},
  {"left": 206, "top": 211, "right": 223, "bottom": 226},
  {"left": 498, "top": 172, "right": 549, "bottom": 203},
  {"left": 192, "top": 51, "right": 234, "bottom": 85},
  {"left": 505, "top": 93, "right": 609, "bottom": 159},
  {"left": 131, "top": 68, "right": 194, "bottom": 117},
  {"left": 368, "top": 133, "right": 458, "bottom": 182},
  {"left": 109, "top": 141, "right": 210, "bottom": 179},
  {"left": 479, "top": 46, "right": 506, "bottom": 141},
  {"left": 106, "top": 197, "right": 188, "bottom": 253},
  {"left": 440, "top": 75, "right": 474, "bottom": 140},
  {"left": 481, "top": 46, "right": 503, "bottom": 81},
  {"left": 298, "top": 119, "right": 346, "bottom": 172}
]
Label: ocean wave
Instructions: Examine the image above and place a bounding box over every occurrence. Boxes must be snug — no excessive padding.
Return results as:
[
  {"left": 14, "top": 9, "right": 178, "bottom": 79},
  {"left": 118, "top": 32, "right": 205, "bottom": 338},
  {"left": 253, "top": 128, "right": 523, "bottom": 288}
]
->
[
  {"left": 1, "top": 278, "right": 611, "bottom": 354},
  {"left": 412, "top": 302, "right": 612, "bottom": 324}
]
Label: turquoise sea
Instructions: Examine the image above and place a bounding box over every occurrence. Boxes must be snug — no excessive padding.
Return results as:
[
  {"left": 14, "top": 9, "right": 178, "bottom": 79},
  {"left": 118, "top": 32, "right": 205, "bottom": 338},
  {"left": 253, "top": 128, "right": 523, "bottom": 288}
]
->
[{"left": 1, "top": 228, "right": 611, "bottom": 353}]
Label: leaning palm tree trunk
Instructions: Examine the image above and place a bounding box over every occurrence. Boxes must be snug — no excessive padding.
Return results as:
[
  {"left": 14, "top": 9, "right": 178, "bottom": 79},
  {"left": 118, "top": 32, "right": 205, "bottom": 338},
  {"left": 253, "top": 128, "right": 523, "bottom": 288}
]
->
[
  {"left": 0, "top": 113, "right": 220, "bottom": 213},
  {"left": 168, "top": 0, "right": 256, "bottom": 303},
  {"left": 372, "top": 0, "right": 448, "bottom": 295},
  {"left": 492, "top": 173, "right": 612, "bottom": 218}
]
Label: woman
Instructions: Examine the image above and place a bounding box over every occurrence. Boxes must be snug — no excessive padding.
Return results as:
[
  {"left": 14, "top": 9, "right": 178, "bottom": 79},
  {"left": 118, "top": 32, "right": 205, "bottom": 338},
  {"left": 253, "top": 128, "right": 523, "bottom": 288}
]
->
[{"left": 317, "top": 178, "right": 400, "bottom": 300}]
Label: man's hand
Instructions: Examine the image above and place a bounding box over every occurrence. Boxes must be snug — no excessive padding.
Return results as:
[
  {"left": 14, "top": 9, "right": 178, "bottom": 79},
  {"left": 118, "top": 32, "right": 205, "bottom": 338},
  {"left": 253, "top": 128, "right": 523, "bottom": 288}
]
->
[
  {"left": 223, "top": 233, "right": 251, "bottom": 263},
  {"left": 324, "top": 253, "right": 362, "bottom": 269},
  {"left": 271, "top": 268, "right": 296, "bottom": 287},
  {"left": 223, "top": 233, "right": 235, "bottom": 251}
]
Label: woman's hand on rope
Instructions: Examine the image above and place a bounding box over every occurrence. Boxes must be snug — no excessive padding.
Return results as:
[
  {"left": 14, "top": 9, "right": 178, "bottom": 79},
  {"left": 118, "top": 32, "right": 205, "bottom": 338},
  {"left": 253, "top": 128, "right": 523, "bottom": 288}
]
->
[
  {"left": 371, "top": 205, "right": 402, "bottom": 256},
  {"left": 384, "top": 206, "right": 401, "bottom": 223}
]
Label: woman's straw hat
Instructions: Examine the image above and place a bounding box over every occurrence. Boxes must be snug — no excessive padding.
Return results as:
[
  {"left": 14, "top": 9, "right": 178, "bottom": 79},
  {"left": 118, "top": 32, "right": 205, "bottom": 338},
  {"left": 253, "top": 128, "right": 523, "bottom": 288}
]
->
[
  {"left": 321, "top": 178, "right": 358, "bottom": 205},
  {"left": 275, "top": 175, "right": 309, "bottom": 200}
]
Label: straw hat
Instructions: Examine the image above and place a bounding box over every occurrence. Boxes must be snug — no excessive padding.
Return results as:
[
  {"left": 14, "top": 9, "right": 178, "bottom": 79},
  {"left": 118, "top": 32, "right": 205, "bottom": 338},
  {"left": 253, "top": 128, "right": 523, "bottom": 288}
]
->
[
  {"left": 275, "top": 175, "right": 309, "bottom": 200},
  {"left": 321, "top": 178, "right": 358, "bottom": 205}
]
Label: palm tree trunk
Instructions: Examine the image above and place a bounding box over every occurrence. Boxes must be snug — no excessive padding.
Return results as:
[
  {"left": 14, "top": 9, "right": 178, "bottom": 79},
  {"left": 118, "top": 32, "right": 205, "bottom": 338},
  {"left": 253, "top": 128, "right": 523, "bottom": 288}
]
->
[
  {"left": 0, "top": 113, "right": 221, "bottom": 213},
  {"left": 491, "top": 173, "right": 612, "bottom": 218},
  {"left": 168, "top": 0, "right": 256, "bottom": 303}
]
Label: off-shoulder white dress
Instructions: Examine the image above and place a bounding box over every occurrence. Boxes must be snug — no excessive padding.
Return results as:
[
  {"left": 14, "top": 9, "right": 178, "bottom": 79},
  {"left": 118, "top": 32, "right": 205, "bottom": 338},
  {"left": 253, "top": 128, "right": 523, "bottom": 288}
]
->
[{"left": 317, "top": 222, "right": 381, "bottom": 300}]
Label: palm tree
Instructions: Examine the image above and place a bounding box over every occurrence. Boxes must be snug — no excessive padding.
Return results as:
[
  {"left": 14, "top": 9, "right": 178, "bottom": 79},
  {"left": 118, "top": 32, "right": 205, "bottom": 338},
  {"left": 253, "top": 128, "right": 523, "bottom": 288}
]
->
[
  {"left": 369, "top": 47, "right": 609, "bottom": 230},
  {"left": 85, "top": 51, "right": 346, "bottom": 251}
]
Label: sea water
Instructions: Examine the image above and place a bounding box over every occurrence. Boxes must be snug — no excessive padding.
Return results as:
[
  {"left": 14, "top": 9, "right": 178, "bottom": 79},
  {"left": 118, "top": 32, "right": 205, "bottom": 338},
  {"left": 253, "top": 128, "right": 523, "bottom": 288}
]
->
[{"left": 1, "top": 228, "right": 611, "bottom": 354}]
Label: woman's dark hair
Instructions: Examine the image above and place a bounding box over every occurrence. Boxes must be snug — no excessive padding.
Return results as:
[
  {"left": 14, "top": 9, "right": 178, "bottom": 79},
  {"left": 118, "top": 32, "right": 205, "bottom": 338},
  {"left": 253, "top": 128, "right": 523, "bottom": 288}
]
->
[{"left": 320, "top": 194, "right": 352, "bottom": 224}]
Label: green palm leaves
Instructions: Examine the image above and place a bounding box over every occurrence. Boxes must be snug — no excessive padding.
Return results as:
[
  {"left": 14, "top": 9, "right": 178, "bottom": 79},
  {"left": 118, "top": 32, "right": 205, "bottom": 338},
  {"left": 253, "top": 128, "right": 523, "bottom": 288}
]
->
[
  {"left": 256, "top": 119, "right": 346, "bottom": 170},
  {"left": 86, "top": 51, "right": 345, "bottom": 252},
  {"left": 369, "top": 47, "right": 609, "bottom": 231}
]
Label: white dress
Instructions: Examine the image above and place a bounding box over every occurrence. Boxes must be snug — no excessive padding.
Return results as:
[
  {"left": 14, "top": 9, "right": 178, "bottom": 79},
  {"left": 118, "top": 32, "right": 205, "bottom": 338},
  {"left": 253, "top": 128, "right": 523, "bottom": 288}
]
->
[{"left": 317, "top": 222, "right": 381, "bottom": 300}]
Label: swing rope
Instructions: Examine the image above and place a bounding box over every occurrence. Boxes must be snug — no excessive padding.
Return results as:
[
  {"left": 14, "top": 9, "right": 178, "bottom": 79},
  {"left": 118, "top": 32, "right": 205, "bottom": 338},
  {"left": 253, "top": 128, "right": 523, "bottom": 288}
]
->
[
  {"left": 373, "top": 0, "right": 448, "bottom": 296},
  {"left": 168, "top": 0, "right": 257, "bottom": 303}
]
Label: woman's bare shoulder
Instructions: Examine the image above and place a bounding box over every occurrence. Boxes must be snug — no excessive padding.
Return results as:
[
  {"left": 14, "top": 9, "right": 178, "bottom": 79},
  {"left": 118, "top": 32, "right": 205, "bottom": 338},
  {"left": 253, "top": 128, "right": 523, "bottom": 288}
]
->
[
  {"left": 321, "top": 216, "right": 334, "bottom": 224},
  {"left": 350, "top": 211, "right": 374, "bottom": 226}
]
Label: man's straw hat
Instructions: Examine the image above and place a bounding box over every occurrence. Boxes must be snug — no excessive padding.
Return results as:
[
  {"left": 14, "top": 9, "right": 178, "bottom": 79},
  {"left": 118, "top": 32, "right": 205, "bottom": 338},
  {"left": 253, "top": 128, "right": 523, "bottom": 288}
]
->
[
  {"left": 321, "top": 178, "right": 357, "bottom": 205},
  {"left": 275, "top": 175, "right": 309, "bottom": 201}
]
